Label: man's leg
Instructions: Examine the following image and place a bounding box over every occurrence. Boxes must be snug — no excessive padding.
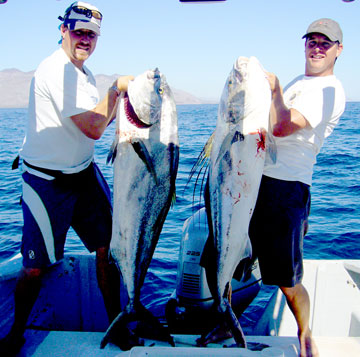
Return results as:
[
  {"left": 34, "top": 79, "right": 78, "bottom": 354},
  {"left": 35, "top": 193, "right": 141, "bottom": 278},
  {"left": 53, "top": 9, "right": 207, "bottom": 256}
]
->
[
  {"left": 96, "top": 246, "right": 121, "bottom": 323},
  {"left": 0, "top": 267, "right": 43, "bottom": 355},
  {"left": 280, "top": 283, "right": 319, "bottom": 357}
]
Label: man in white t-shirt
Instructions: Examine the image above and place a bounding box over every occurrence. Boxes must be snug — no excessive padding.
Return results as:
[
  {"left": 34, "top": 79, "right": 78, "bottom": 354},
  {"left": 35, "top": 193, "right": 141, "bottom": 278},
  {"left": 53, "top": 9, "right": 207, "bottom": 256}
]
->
[
  {"left": 249, "top": 18, "right": 345, "bottom": 357},
  {"left": 0, "top": 2, "right": 133, "bottom": 354},
  {"left": 198, "top": 19, "right": 345, "bottom": 357}
]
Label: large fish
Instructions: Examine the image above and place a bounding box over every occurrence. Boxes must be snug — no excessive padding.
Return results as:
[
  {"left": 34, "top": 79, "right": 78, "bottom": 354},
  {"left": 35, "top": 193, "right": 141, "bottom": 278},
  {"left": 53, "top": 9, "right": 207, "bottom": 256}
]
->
[
  {"left": 101, "top": 68, "right": 179, "bottom": 350},
  {"left": 203, "top": 56, "right": 271, "bottom": 347}
]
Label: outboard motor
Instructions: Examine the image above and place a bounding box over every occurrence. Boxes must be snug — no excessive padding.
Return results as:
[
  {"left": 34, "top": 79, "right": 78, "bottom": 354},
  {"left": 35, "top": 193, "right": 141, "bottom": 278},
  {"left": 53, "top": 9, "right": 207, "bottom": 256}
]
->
[{"left": 165, "top": 207, "right": 262, "bottom": 333}]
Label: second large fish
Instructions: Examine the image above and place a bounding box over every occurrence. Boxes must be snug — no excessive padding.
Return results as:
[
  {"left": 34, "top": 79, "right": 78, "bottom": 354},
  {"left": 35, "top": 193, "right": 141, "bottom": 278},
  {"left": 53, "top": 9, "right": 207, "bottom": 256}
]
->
[
  {"left": 101, "top": 68, "right": 179, "bottom": 350},
  {"left": 204, "top": 56, "right": 271, "bottom": 347}
]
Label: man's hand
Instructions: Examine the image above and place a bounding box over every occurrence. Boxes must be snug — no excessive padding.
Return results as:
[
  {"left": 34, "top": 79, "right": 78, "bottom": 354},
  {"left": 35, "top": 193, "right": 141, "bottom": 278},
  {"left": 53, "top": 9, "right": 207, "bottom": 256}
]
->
[
  {"left": 113, "top": 75, "right": 135, "bottom": 93},
  {"left": 265, "top": 72, "right": 309, "bottom": 137},
  {"left": 266, "top": 72, "right": 282, "bottom": 98}
]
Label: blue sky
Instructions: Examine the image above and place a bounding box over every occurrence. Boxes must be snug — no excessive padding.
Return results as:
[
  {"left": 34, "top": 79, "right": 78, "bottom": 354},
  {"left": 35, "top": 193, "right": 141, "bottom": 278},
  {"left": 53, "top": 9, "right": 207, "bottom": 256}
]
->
[{"left": 1, "top": 0, "right": 359, "bottom": 101}]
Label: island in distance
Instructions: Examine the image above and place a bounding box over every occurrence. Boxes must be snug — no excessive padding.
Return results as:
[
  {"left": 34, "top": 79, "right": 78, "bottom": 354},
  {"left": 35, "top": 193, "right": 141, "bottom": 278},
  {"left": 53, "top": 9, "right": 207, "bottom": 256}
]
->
[{"left": 0, "top": 69, "right": 216, "bottom": 109}]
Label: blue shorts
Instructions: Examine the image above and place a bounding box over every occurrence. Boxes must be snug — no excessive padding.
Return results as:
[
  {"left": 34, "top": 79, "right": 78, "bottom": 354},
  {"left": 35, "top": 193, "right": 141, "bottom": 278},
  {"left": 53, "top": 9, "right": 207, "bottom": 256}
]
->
[
  {"left": 21, "top": 162, "right": 112, "bottom": 269},
  {"left": 249, "top": 175, "right": 311, "bottom": 287}
]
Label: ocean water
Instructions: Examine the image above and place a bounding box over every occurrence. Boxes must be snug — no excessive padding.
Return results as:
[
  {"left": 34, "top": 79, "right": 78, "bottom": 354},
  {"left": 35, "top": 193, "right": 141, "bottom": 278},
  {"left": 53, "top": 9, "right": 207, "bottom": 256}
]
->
[{"left": 0, "top": 103, "right": 359, "bottom": 326}]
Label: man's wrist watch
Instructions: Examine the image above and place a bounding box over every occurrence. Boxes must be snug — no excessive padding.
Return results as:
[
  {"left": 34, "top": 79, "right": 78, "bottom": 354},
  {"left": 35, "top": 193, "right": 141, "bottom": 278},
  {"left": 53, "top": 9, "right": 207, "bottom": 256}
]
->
[{"left": 109, "top": 85, "right": 121, "bottom": 97}]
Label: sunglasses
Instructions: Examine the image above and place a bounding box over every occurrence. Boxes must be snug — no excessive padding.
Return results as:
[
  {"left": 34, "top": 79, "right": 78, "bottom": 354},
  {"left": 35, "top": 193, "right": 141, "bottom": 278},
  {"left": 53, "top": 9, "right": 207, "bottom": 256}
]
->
[
  {"left": 67, "top": 5, "right": 102, "bottom": 21},
  {"left": 306, "top": 39, "right": 337, "bottom": 51}
]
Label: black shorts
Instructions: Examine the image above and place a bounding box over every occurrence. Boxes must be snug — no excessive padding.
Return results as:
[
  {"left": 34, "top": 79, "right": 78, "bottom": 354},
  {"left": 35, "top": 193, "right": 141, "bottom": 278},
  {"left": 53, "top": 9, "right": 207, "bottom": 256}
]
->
[
  {"left": 249, "top": 175, "right": 311, "bottom": 287},
  {"left": 21, "top": 162, "right": 112, "bottom": 268}
]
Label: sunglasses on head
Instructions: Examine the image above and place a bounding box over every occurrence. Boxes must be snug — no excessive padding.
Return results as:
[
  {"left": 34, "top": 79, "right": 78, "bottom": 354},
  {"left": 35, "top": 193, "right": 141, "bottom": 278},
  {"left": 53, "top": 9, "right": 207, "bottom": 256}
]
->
[{"left": 66, "top": 5, "right": 102, "bottom": 21}]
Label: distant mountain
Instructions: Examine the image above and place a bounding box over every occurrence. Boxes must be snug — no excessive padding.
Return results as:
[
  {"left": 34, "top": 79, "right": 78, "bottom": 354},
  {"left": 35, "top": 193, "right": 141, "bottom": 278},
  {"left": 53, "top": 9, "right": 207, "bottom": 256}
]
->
[
  {"left": 0, "top": 69, "right": 213, "bottom": 108},
  {"left": 0, "top": 69, "right": 34, "bottom": 109},
  {"left": 94, "top": 73, "right": 210, "bottom": 105}
]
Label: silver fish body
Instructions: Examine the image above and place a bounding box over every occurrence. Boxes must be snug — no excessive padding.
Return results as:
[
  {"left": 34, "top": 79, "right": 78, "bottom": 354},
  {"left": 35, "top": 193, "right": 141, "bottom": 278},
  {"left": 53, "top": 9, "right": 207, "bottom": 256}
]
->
[
  {"left": 101, "top": 69, "right": 179, "bottom": 350},
  {"left": 207, "top": 56, "right": 271, "bottom": 347}
]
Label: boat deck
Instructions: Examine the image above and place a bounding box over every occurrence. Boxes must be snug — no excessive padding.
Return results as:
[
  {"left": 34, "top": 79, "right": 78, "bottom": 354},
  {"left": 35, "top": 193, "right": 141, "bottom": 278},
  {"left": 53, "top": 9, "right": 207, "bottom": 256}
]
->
[
  {"left": 1, "top": 255, "right": 360, "bottom": 356},
  {"left": 18, "top": 331, "right": 360, "bottom": 356},
  {"left": 252, "top": 259, "right": 360, "bottom": 338}
]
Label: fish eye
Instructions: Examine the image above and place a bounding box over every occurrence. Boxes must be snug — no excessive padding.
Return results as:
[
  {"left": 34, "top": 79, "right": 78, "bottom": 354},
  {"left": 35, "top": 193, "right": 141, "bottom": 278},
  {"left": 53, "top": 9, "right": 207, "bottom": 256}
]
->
[{"left": 158, "top": 87, "right": 164, "bottom": 94}]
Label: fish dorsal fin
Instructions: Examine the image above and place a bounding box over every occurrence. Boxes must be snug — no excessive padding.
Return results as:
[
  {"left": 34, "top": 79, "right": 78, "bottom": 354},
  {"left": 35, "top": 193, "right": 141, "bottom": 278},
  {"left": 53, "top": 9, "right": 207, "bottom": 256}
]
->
[
  {"left": 183, "top": 131, "right": 215, "bottom": 208},
  {"left": 187, "top": 131, "right": 215, "bottom": 186}
]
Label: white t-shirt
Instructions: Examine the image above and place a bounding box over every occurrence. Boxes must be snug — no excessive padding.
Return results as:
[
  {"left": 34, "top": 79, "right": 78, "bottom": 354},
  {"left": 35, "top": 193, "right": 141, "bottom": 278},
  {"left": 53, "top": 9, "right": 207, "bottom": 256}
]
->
[
  {"left": 264, "top": 74, "right": 346, "bottom": 186},
  {"left": 20, "top": 48, "right": 99, "bottom": 174}
]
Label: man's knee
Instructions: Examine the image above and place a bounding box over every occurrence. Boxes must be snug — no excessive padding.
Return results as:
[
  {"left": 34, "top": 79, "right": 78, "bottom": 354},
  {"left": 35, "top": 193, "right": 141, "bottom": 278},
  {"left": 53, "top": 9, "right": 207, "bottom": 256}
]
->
[
  {"left": 96, "top": 246, "right": 110, "bottom": 263},
  {"left": 280, "top": 283, "right": 310, "bottom": 310},
  {"left": 280, "top": 283, "right": 304, "bottom": 300}
]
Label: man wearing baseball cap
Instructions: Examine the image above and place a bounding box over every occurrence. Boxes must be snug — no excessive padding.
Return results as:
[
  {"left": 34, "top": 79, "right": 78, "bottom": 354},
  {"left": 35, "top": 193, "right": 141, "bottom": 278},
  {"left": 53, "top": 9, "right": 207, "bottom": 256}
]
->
[
  {"left": 249, "top": 18, "right": 345, "bottom": 356},
  {"left": 0, "top": 3, "right": 133, "bottom": 355},
  {"left": 59, "top": 1, "right": 102, "bottom": 36},
  {"left": 302, "top": 18, "right": 343, "bottom": 44},
  {"left": 197, "top": 17, "right": 345, "bottom": 357}
]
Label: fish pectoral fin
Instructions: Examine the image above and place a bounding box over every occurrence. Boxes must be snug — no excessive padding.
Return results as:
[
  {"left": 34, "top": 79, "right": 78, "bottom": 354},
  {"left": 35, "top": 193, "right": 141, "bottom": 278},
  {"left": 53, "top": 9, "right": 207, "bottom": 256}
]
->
[
  {"left": 106, "top": 138, "right": 118, "bottom": 165},
  {"left": 215, "top": 130, "right": 245, "bottom": 166},
  {"left": 131, "top": 140, "right": 158, "bottom": 185}
]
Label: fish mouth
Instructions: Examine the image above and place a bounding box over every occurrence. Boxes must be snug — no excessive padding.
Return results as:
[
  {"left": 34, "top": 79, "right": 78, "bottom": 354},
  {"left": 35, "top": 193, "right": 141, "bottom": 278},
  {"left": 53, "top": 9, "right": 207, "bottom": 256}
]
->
[{"left": 124, "top": 92, "right": 152, "bottom": 129}]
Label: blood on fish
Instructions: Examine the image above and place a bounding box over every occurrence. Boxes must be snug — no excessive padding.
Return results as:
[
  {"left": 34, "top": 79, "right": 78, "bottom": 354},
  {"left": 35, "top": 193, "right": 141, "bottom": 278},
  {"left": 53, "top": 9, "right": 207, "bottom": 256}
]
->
[{"left": 256, "top": 129, "right": 266, "bottom": 153}]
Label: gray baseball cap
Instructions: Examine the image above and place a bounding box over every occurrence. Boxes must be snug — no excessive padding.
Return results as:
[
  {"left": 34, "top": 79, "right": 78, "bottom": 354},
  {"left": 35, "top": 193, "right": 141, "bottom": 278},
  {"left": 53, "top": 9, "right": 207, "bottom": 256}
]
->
[{"left": 302, "top": 18, "right": 343, "bottom": 44}]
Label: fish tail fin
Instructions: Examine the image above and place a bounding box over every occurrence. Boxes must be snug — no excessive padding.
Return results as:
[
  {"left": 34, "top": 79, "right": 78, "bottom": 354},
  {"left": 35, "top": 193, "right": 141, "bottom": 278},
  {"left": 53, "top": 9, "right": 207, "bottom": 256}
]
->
[
  {"left": 137, "top": 304, "right": 175, "bottom": 347},
  {"left": 101, "top": 308, "right": 143, "bottom": 351},
  {"left": 100, "top": 310, "right": 127, "bottom": 349},
  {"left": 101, "top": 303, "right": 174, "bottom": 350},
  {"left": 223, "top": 296, "right": 247, "bottom": 348}
]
